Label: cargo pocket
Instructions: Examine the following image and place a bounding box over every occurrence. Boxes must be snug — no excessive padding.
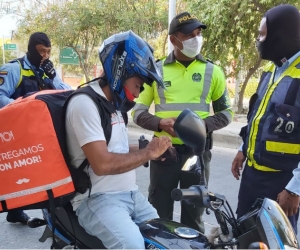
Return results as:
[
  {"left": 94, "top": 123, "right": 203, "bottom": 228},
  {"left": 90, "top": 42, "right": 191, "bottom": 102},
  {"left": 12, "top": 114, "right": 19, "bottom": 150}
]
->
[{"left": 265, "top": 141, "right": 300, "bottom": 155}]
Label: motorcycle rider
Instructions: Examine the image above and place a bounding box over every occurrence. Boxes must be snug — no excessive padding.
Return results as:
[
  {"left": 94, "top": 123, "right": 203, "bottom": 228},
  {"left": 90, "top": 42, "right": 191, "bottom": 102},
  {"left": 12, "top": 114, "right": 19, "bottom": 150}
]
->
[{"left": 65, "top": 30, "right": 171, "bottom": 249}]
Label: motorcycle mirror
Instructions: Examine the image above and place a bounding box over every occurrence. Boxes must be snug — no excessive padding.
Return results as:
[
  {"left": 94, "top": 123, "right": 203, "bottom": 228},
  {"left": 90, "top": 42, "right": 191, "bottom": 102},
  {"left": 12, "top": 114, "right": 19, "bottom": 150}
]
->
[{"left": 174, "top": 108, "right": 206, "bottom": 154}]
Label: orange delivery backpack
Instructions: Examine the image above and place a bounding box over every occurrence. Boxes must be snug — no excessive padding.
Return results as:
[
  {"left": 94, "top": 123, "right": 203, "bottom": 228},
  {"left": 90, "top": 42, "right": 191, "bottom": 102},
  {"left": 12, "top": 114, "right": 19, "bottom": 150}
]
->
[{"left": 0, "top": 86, "right": 117, "bottom": 212}]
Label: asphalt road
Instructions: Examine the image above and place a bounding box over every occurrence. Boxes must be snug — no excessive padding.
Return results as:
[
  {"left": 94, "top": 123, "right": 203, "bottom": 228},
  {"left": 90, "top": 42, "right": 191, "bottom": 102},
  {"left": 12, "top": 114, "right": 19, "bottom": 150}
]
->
[{"left": 0, "top": 129, "right": 299, "bottom": 248}]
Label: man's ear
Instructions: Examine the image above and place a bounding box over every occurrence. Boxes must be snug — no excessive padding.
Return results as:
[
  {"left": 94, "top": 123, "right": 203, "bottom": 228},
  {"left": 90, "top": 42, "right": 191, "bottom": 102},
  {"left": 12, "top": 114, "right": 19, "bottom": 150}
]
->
[{"left": 169, "top": 35, "right": 176, "bottom": 46}]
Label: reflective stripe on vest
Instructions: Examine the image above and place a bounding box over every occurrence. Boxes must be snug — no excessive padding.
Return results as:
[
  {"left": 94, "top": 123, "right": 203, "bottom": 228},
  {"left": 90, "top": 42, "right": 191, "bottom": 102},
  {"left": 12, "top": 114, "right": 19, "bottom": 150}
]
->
[
  {"left": 156, "top": 60, "right": 213, "bottom": 109},
  {"left": 14, "top": 59, "right": 48, "bottom": 89},
  {"left": 246, "top": 57, "right": 300, "bottom": 171},
  {"left": 0, "top": 177, "right": 72, "bottom": 201},
  {"left": 11, "top": 59, "right": 52, "bottom": 100},
  {"left": 154, "top": 59, "right": 214, "bottom": 144},
  {"left": 0, "top": 90, "right": 75, "bottom": 211}
]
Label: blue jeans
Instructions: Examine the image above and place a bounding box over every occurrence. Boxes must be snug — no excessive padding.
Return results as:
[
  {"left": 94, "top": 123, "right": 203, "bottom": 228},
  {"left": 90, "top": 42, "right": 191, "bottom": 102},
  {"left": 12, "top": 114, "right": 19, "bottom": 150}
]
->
[{"left": 76, "top": 189, "right": 158, "bottom": 249}]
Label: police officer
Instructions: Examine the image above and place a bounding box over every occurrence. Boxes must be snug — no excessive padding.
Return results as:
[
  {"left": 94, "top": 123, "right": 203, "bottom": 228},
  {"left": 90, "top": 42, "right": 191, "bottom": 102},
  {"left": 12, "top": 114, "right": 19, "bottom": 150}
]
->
[
  {"left": 232, "top": 4, "right": 300, "bottom": 233},
  {"left": 0, "top": 32, "right": 71, "bottom": 107},
  {"left": 132, "top": 12, "right": 233, "bottom": 233},
  {"left": 0, "top": 32, "right": 71, "bottom": 224}
]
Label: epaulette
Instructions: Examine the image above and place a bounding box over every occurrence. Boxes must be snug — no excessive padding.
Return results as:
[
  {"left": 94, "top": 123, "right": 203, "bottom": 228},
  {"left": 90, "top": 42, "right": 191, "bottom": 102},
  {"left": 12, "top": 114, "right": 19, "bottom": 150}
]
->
[{"left": 206, "top": 58, "right": 215, "bottom": 64}]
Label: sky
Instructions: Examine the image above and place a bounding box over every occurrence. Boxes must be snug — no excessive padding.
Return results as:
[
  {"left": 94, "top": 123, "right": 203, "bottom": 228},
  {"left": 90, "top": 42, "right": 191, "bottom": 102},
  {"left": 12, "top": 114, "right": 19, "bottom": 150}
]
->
[
  {"left": 0, "top": 13, "right": 21, "bottom": 38},
  {"left": 0, "top": 0, "right": 26, "bottom": 38}
]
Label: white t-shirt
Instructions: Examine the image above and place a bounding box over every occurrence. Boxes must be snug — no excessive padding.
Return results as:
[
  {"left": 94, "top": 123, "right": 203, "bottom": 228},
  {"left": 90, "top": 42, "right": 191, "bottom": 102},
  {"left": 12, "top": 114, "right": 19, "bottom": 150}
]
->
[{"left": 65, "top": 81, "right": 137, "bottom": 210}]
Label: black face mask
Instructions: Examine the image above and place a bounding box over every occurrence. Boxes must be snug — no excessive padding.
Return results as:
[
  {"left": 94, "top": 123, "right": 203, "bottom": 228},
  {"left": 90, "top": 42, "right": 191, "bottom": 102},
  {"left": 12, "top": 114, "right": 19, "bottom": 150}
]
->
[
  {"left": 256, "top": 5, "right": 300, "bottom": 66},
  {"left": 113, "top": 92, "right": 136, "bottom": 113},
  {"left": 27, "top": 49, "right": 43, "bottom": 68},
  {"left": 27, "top": 32, "right": 51, "bottom": 68}
]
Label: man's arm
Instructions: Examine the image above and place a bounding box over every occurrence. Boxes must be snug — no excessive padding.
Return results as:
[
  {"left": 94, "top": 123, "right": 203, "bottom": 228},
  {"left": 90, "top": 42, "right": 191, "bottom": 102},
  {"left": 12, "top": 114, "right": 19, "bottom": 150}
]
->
[
  {"left": 129, "top": 144, "right": 139, "bottom": 152},
  {"left": 67, "top": 93, "right": 171, "bottom": 176},
  {"left": 132, "top": 83, "right": 177, "bottom": 137},
  {"left": 286, "top": 167, "right": 300, "bottom": 195},
  {"left": 132, "top": 83, "right": 162, "bottom": 131},
  {"left": 204, "top": 66, "right": 233, "bottom": 133},
  {"left": 231, "top": 144, "right": 246, "bottom": 180},
  {"left": 82, "top": 137, "right": 171, "bottom": 176},
  {"left": 52, "top": 72, "right": 72, "bottom": 90},
  {"left": 0, "top": 62, "right": 22, "bottom": 108},
  {"left": 277, "top": 165, "right": 300, "bottom": 216}
]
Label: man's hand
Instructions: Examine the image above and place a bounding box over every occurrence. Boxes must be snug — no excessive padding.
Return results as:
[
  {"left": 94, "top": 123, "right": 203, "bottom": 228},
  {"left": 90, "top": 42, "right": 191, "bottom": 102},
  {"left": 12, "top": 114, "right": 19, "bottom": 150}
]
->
[
  {"left": 41, "top": 59, "right": 56, "bottom": 79},
  {"left": 231, "top": 151, "right": 246, "bottom": 180},
  {"left": 146, "top": 136, "right": 172, "bottom": 160},
  {"left": 159, "top": 118, "right": 177, "bottom": 137},
  {"left": 277, "top": 190, "right": 300, "bottom": 216}
]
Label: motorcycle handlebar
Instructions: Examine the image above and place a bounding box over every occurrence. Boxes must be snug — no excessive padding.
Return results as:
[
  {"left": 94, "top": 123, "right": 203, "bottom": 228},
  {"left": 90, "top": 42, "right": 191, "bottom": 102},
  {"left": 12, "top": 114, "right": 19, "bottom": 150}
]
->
[{"left": 171, "top": 188, "right": 201, "bottom": 201}]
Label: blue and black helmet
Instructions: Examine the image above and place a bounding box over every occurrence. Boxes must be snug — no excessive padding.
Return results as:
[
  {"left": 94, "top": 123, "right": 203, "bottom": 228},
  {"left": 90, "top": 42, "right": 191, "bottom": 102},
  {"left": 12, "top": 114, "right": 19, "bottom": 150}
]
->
[{"left": 99, "top": 30, "right": 165, "bottom": 111}]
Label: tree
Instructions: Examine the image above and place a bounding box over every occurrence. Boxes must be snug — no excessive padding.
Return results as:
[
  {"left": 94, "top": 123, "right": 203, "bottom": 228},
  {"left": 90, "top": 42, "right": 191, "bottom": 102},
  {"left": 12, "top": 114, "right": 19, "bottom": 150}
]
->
[
  {"left": 185, "top": 0, "right": 300, "bottom": 113},
  {"left": 15, "top": 0, "right": 169, "bottom": 81},
  {"left": 0, "top": 50, "right": 17, "bottom": 67}
]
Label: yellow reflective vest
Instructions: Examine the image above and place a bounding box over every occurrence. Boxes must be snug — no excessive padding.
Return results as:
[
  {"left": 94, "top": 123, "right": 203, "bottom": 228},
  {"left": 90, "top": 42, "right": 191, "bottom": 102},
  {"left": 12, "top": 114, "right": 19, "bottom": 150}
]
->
[
  {"left": 132, "top": 54, "right": 232, "bottom": 145},
  {"left": 245, "top": 56, "right": 300, "bottom": 172}
]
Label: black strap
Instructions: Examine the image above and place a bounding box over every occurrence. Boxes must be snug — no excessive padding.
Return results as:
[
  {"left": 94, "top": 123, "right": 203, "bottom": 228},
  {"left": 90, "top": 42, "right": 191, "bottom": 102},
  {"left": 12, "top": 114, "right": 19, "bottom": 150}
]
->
[
  {"left": 64, "top": 86, "right": 115, "bottom": 143},
  {"left": 47, "top": 189, "right": 59, "bottom": 249},
  {"left": 78, "top": 158, "right": 89, "bottom": 171},
  {"left": 1, "top": 200, "right": 7, "bottom": 211},
  {"left": 78, "top": 158, "right": 92, "bottom": 197},
  {"left": 32, "top": 68, "right": 53, "bottom": 90}
]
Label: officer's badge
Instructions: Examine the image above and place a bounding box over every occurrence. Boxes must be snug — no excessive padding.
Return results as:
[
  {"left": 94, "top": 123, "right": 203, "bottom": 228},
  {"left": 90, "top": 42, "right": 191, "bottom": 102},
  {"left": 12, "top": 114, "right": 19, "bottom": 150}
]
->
[
  {"left": 164, "top": 81, "right": 171, "bottom": 87},
  {"left": 192, "top": 73, "right": 202, "bottom": 82},
  {"left": 0, "top": 77, "right": 4, "bottom": 86}
]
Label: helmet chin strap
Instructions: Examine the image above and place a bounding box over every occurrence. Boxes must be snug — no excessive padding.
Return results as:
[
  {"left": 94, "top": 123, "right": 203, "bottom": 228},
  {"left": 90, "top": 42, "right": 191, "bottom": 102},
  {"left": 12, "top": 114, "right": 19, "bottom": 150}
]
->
[
  {"left": 123, "top": 86, "right": 135, "bottom": 102},
  {"left": 111, "top": 88, "right": 135, "bottom": 113}
]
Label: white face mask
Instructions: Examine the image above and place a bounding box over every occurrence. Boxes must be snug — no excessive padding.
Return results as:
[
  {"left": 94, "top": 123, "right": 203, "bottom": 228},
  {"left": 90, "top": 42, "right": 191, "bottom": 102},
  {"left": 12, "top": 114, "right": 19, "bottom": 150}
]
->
[{"left": 174, "top": 35, "right": 203, "bottom": 58}]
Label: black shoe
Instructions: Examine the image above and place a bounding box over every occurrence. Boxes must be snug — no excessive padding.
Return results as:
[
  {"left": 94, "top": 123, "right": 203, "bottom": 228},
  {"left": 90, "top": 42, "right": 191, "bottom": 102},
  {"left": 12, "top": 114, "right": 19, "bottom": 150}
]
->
[{"left": 6, "top": 210, "right": 30, "bottom": 224}]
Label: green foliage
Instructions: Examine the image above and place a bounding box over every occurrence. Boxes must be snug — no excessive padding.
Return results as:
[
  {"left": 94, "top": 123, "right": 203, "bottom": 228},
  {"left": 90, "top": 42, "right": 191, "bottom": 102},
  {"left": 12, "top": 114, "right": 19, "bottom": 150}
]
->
[
  {"left": 243, "top": 78, "right": 259, "bottom": 98},
  {"left": 183, "top": 0, "right": 299, "bottom": 113},
  {"left": 185, "top": 0, "right": 299, "bottom": 77},
  {"left": 0, "top": 50, "right": 17, "bottom": 67},
  {"left": 11, "top": 0, "right": 300, "bottom": 113},
  {"left": 227, "top": 87, "right": 234, "bottom": 98},
  {"left": 15, "top": 0, "right": 169, "bottom": 79},
  {"left": 228, "top": 77, "right": 259, "bottom": 98}
]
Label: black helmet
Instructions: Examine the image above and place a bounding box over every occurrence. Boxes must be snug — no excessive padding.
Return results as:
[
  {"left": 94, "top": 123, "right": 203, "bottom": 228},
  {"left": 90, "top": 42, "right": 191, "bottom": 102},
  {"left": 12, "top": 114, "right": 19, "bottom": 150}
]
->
[{"left": 99, "top": 30, "right": 165, "bottom": 112}]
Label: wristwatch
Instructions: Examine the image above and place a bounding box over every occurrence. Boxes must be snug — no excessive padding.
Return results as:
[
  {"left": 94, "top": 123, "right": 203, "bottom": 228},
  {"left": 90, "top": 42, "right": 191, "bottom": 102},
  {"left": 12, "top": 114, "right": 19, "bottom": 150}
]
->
[{"left": 285, "top": 189, "right": 300, "bottom": 197}]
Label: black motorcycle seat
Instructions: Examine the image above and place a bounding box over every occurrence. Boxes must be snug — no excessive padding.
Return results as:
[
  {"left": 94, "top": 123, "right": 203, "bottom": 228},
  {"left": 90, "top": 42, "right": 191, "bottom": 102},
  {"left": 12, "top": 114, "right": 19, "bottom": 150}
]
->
[{"left": 55, "top": 202, "right": 105, "bottom": 249}]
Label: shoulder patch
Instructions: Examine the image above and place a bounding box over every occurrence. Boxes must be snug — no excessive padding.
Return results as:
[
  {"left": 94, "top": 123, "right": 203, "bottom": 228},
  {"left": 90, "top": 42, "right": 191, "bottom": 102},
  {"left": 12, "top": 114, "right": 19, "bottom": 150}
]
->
[
  {"left": 0, "top": 71, "right": 8, "bottom": 76},
  {"left": 0, "top": 77, "right": 4, "bottom": 86}
]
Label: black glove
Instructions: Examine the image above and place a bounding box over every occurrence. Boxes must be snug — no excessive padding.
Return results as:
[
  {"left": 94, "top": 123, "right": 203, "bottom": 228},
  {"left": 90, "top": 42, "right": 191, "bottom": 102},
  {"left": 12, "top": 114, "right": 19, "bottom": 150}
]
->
[{"left": 41, "top": 59, "right": 56, "bottom": 79}]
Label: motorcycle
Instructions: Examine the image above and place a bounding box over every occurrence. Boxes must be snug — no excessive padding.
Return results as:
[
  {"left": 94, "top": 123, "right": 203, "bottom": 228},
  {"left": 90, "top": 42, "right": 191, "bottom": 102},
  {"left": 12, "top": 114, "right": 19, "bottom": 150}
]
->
[{"left": 29, "top": 108, "right": 299, "bottom": 249}]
